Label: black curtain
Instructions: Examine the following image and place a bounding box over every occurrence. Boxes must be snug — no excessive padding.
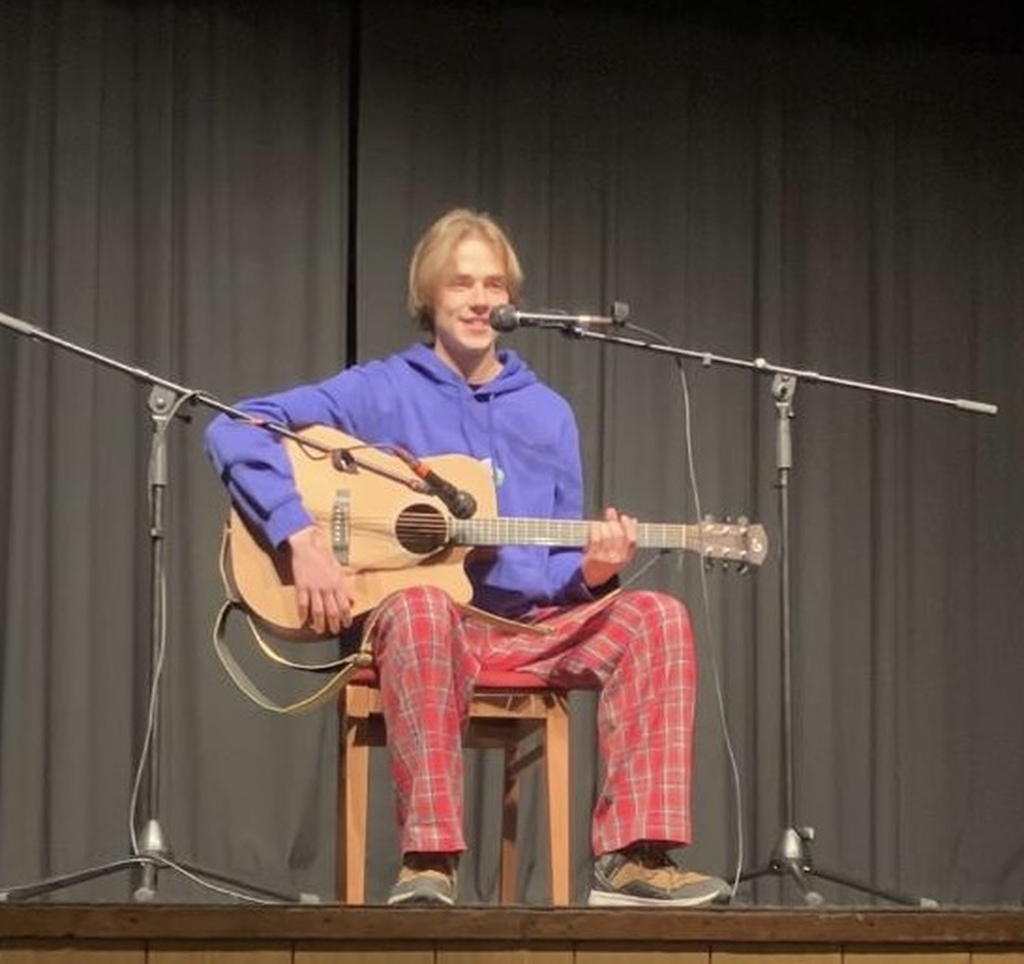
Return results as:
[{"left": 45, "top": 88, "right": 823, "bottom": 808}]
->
[{"left": 1, "top": 0, "right": 1021, "bottom": 905}]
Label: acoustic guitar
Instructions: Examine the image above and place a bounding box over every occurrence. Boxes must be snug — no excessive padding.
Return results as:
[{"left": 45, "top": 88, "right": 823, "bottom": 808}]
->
[{"left": 221, "top": 426, "right": 768, "bottom": 638}]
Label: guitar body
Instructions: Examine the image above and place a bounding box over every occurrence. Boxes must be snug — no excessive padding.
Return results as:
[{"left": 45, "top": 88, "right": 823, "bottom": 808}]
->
[{"left": 222, "top": 426, "right": 497, "bottom": 639}]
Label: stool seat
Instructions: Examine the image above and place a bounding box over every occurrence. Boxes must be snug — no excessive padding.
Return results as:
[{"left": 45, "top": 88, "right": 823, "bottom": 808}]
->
[
  {"left": 337, "top": 666, "right": 574, "bottom": 905},
  {"left": 346, "top": 666, "right": 556, "bottom": 690}
]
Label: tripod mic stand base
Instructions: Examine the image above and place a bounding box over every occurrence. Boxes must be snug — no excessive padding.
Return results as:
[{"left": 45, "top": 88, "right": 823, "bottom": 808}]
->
[
  {"left": 0, "top": 850, "right": 318, "bottom": 905},
  {"left": 738, "top": 826, "right": 939, "bottom": 909}
]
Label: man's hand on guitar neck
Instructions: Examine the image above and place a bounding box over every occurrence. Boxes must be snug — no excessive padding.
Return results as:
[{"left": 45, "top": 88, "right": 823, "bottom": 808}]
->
[
  {"left": 287, "top": 524, "right": 354, "bottom": 635},
  {"left": 581, "top": 507, "right": 638, "bottom": 590}
]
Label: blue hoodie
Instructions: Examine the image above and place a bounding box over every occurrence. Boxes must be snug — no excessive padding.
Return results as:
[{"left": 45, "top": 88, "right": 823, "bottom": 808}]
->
[{"left": 205, "top": 342, "right": 597, "bottom": 617}]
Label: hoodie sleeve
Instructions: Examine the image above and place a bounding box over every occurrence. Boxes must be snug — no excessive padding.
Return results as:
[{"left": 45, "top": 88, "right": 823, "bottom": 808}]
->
[
  {"left": 546, "top": 410, "right": 618, "bottom": 604},
  {"left": 204, "top": 366, "right": 379, "bottom": 547}
]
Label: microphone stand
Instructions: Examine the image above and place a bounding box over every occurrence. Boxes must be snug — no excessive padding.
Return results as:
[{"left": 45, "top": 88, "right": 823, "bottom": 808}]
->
[
  {"left": 0, "top": 310, "right": 329, "bottom": 904},
  {"left": 531, "top": 316, "right": 996, "bottom": 907}
]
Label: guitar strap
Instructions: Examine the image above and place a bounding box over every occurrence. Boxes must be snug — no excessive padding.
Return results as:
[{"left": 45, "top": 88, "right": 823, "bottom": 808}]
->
[
  {"left": 212, "top": 599, "right": 374, "bottom": 715},
  {"left": 211, "top": 597, "right": 569, "bottom": 716},
  {"left": 456, "top": 603, "right": 555, "bottom": 636},
  {"left": 213, "top": 526, "right": 560, "bottom": 714},
  {"left": 212, "top": 598, "right": 566, "bottom": 717},
  {"left": 213, "top": 526, "right": 378, "bottom": 715}
]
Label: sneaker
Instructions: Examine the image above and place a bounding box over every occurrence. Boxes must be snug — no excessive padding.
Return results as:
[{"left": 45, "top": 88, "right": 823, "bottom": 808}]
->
[
  {"left": 587, "top": 844, "right": 729, "bottom": 907},
  {"left": 386, "top": 853, "right": 458, "bottom": 906}
]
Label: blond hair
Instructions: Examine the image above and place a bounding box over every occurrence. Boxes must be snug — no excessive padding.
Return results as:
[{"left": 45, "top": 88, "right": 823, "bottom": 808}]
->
[{"left": 407, "top": 208, "right": 523, "bottom": 332}]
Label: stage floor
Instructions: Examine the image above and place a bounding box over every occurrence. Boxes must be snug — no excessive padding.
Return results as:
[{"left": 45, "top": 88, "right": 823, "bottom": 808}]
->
[{"left": 2, "top": 904, "right": 1024, "bottom": 963}]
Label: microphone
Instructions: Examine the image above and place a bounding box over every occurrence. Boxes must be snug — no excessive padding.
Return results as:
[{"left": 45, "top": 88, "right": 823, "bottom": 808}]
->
[
  {"left": 490, "top": 302, "right": 629, "bottom": 332},
  {"left": 393, "top": 447, "right": 478, "bottom": 519}
]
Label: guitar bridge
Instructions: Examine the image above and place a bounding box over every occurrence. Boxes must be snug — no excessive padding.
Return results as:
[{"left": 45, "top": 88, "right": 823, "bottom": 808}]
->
[{"left": 331, "top": 490, "right": 350, "bottom": 565}]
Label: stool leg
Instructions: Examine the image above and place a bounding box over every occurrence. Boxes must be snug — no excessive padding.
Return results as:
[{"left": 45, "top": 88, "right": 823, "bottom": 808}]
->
[
  {"left": 546, "top": 697, "right": 571, "bottom": 905},
  {"left": 345, "top": 718, "right": 371, "bottom": 904},
  {"left": 500, "top": 733, "right": 521, "bottom": 904},
  {"left": 340, "top": 687, "right": 373, "bottom": 905},
  {"left": 337, "top": 711, "right": 351, "bottom": 902}
]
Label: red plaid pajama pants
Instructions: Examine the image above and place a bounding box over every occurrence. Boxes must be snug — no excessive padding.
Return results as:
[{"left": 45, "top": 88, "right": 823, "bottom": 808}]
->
[{"left": 368, "top": 584, "right": 697, "bottom": 857}]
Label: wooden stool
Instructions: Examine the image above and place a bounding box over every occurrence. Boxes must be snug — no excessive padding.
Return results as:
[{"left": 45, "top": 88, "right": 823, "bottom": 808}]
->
[{"left": 337, "top": 668, "right": 571, "bottom": 905}]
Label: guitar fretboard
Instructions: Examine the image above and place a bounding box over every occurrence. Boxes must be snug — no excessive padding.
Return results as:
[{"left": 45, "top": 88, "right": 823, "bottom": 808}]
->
[{"left": 455, "top": 519, "right": 702, "bottom": 551}]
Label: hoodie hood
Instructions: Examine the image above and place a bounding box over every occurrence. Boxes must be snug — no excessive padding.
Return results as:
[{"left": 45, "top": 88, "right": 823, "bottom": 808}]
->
[{"left": 399, "top": 341, "right": 538, "bottom": 398}]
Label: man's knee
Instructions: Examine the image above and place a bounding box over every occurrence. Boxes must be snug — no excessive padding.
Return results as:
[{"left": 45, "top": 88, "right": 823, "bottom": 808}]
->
[
  {"left": 627, "top": 589, "right": 691, "bottom": 628},
  {"left": 623, "top": 590, "right": 694, "bottom": 660},
  {"left": 371, "top": 585, "right": 459, "bottom": 657}
]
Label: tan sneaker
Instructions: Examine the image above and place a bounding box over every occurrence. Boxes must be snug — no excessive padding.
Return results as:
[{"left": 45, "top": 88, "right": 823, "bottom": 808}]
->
[
  {"left": 587, "top": 844, "right": 729, "bottom": 907},
  {"left": 387, "top": 853, "right": 458, "bottom": 906}
]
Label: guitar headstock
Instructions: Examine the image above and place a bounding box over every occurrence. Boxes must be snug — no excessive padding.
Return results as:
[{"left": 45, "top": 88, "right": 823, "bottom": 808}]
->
[{"left": 697, "top": 517, "right": 769, "bottom": 571}]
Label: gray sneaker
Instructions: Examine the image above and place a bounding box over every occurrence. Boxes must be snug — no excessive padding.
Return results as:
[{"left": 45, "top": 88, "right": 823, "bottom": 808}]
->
[
  {"left": 587, "top": 845, "right": 729, "bottom": 907},
  {"left": 387, "top": 853, "right": 458, "bottom": 906}
]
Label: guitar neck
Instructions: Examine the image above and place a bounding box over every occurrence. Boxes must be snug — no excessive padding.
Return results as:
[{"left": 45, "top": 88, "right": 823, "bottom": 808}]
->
[{"left": 453, "top": 518, "right": 704, "bottom": 551}]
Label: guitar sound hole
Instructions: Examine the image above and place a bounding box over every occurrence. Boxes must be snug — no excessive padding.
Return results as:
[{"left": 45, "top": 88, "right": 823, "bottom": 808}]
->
[{"left": 395, "top": 504, "right": 448, "bottom": 555}]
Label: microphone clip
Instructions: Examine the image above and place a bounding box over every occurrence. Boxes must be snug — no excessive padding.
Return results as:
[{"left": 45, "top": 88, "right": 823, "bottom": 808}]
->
[{"left": 331, "top": 448, "right": 358, "bottom": 473}]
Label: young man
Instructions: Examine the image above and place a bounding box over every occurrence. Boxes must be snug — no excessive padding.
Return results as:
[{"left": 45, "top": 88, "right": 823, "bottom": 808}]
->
[{"left": 205, "top": 208, "right": 728, "bottom": 907}]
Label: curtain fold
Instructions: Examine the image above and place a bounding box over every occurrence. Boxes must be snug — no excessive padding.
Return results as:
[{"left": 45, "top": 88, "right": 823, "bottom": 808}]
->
[{"left": 1, "top": 0, "right": 352, "bottom": 900}]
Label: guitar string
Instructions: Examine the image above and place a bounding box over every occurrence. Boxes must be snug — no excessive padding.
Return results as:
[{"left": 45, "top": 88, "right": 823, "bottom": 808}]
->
[
  {"left": 305, "top": 511, "right": 734, "bottom": 532},
  {"left": 299, "top": 511, "right": 756, "bottom": 561}
]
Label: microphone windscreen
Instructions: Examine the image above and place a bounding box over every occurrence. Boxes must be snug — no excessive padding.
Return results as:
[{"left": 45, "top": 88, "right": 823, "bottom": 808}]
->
[{"left": 489, "top": 305, "right": 518, "bottom": 332}]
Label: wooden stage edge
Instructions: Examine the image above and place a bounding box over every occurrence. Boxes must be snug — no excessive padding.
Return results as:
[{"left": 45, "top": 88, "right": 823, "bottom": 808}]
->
[{"left": 1, "top": 904, "right": 1023, "bottom": 948}]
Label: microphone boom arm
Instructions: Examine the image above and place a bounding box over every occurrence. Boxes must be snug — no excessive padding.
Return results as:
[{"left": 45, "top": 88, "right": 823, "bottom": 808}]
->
[{"left": 547, "top": 323, "right": 998, "bottom": 416}]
